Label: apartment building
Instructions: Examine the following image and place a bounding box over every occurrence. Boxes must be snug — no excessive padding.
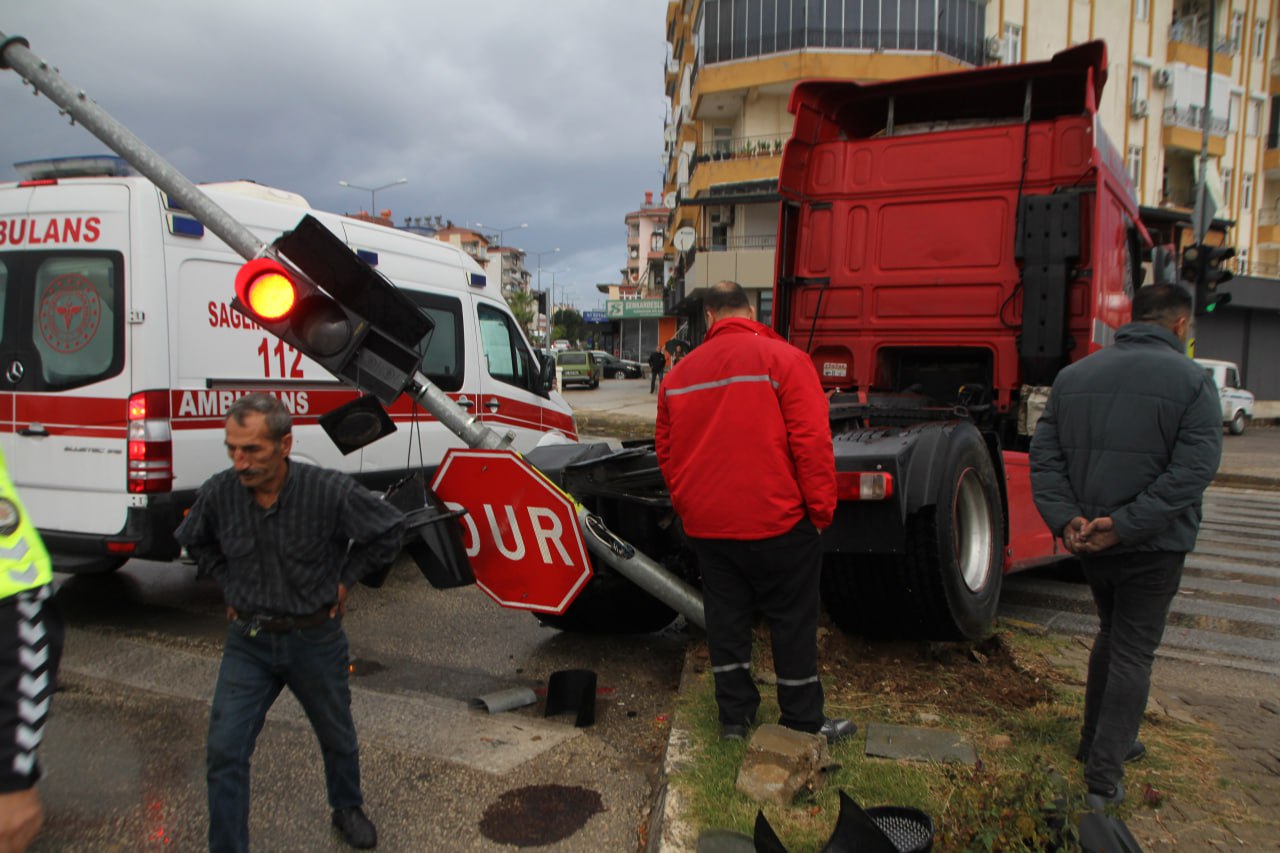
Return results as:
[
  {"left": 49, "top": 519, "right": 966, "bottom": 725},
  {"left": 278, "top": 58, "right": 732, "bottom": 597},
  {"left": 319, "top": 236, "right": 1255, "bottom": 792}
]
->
[{"left": 661, "top": 0, "right": 1280, "bottom": 396}]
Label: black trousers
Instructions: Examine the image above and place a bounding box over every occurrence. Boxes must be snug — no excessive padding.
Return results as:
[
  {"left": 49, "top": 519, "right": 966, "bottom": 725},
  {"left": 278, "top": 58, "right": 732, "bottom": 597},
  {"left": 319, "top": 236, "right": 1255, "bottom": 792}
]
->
[
  {"left": 691, "top": 519, "right": 824, "bottom": 733},
  {"left": 0, "top": 587, "right": 64, "bottom": 793},
  {"left": 1080, "top": 550, "right": 1185, "bottom": 793}
]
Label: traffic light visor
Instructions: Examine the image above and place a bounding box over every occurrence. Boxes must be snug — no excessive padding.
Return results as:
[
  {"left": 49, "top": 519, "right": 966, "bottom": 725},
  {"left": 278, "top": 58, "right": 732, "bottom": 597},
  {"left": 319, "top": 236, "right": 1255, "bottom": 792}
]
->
[{"left": 236, "top": 258, "right": 297, "bottom": 321}]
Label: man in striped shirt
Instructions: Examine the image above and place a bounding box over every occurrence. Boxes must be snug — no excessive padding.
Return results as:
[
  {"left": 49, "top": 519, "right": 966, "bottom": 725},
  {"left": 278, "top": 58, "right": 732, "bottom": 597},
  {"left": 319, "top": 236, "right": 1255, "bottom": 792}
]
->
[{"left": 177, "top": 393, "right": 404, "bottom": 851}]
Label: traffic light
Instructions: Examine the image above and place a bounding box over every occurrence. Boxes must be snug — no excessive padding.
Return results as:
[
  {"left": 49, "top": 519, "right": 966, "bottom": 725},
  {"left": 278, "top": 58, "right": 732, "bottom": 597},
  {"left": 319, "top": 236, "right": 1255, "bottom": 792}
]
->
[
  {"left": 1181, "top": 243, "right": 1235, "bottom": 316},
  {"left": 233, "top": 215, "right": 433, "bottom": 405},
  {"left": 1197, "top": 244, "right": 1234, "bottom": 315}
]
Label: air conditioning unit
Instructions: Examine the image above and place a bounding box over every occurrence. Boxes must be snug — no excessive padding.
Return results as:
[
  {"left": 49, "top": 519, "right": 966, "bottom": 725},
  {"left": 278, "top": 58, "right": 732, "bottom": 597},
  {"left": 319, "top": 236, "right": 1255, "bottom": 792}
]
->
[
  {"left": 1130, "top": 98, "right": 1149, "bottom": 119},
  {"left": 986, "top": 34, "right": 1004, "bottom": 61},
  {"left": 1154, "top": 67, "right": 1173, "bottom": 88}
]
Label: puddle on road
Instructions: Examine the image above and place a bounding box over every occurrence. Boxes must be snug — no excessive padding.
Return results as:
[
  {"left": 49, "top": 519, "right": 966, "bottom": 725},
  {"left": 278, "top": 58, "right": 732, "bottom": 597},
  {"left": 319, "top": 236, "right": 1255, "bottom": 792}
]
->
[{"left": 478, "top": 784, "right": 603, "bottom": 847}]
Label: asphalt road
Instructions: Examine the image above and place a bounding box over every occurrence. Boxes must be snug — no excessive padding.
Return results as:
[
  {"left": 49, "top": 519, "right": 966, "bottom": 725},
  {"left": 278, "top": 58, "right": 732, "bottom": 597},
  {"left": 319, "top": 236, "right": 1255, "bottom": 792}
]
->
[{"left": 34, "top": 554, "right": 689, "bottom": 852}]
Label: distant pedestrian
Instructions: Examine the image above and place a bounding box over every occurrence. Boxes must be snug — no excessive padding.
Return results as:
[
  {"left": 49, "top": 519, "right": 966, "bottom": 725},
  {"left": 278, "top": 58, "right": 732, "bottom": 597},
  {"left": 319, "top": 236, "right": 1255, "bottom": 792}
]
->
[
  {"left": 655, "top": 280, "right": 854, "bottom": 746},
  {"left": 177, "top": 393, "right": 405, "bottom": 851},
  {"left": 648, "top": 347, "right": 667, "bottom": 393},
  {"left": 1030, "top": 283, "right": 1221, "bottom": 809}
]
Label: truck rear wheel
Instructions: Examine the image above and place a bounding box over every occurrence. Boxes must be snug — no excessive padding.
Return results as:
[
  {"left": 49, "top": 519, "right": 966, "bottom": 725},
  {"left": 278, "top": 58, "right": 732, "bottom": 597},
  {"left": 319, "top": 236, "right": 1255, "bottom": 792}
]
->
[
  {"left": 1229, "top": 410, "right": 1247, "bottom": 435},
  {"left": 535, "top": 566, "right": 677, "bottom": 634},
  {"left": 822, "top": 426, "right": 1004, "bottom": 641}
]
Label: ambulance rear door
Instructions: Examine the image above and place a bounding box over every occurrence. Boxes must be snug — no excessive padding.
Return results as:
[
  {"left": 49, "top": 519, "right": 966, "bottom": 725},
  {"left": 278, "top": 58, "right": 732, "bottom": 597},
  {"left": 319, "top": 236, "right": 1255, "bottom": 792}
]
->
[{"left": 0, "top": 180, "right": 133, "bottom": 544}]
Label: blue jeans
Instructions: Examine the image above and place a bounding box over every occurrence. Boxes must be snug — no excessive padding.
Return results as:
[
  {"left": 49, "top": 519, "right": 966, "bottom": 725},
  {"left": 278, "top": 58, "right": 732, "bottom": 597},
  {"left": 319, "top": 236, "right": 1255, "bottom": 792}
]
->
[
  {"left": 1080, "top": 550, "right": 1185, "bottom": 794},
  {"left": 207, "top": 618, "right": 363, "bottom": 853}
]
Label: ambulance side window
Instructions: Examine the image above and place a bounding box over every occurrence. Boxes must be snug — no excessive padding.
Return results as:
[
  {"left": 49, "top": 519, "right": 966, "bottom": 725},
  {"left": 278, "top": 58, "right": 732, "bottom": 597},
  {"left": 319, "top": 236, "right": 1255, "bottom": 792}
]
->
[
  {"left": 405, "top": 291, "right": 464, "bottom": 392},
  {"left": 477, "top": 303, "right": 534, "bottom": 392},
  {"left": 30, "top": 254, "right": 124, "bottom": 390}
]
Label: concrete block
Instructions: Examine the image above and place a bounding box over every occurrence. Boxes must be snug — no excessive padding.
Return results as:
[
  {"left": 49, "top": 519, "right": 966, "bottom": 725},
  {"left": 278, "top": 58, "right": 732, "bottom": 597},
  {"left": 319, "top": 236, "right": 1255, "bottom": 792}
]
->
[{"left": 734, "top": 724, "right": 830, "bottom": 806}]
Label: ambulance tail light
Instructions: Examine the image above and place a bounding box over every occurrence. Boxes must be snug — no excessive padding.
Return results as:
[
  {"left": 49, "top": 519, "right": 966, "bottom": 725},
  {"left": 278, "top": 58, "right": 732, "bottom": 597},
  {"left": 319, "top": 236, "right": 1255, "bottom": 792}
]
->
[
  {"left": 835, "top": 471, "right": 893, "bottom": 501},
  {"left": 127, "top": 390, "right": 173, "bottom": 493}
]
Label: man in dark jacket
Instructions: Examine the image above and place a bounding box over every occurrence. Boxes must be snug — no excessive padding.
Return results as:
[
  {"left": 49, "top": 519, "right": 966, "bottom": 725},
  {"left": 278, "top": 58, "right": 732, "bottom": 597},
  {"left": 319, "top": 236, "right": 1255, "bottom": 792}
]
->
[
  {"left": 1030, "top": 283, "right": 1221, "bottom": 808},
  {"left": 655, "top": 280, "right": 854, "bottom": 746},
  {"left": 648, "top": 347, "right": 667, "bottom": 393}
]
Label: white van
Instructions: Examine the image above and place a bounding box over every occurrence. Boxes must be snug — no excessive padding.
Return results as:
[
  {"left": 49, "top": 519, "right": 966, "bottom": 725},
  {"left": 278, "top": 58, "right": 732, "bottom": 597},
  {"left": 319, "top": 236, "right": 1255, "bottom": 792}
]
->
[
  {"left": 0, "top": 156, "right": 576, "bottom": 572},
  {"left": 1195, "top": 358, "right": 1255, "bottom": 436}
]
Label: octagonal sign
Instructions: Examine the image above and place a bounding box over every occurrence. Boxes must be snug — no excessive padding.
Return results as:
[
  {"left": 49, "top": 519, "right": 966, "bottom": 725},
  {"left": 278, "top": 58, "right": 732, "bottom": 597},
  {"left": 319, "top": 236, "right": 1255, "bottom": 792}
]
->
[{"left": 430, "top": 448, "right": 592, "bottom": 614}]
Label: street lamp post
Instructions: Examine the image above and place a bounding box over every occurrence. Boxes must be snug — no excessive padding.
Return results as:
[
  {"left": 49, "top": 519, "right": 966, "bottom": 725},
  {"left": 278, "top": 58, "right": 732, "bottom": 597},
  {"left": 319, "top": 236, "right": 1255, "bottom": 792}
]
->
[
  {"left": 531, "top": 247, "right": 560, "bottom": 346},
  {"left": 337, "top": 177, "right": 408, "bottom": 215},
  {"left": 474, "top": 221, "right": 528, "bottom": 248}
]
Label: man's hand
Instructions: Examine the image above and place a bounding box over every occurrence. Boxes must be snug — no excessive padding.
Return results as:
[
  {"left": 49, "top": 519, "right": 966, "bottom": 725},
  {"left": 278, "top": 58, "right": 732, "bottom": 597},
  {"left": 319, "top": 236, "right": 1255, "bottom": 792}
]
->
[
  {"left": 1062, "top": 516, "right": 1089, "bottom": 554},
  {"left": 0, "top": 787, "right": 43, "bottom": 853},
  {"left": 331, "top": 584, "right": 348, "bottom": 619},
  {"left": 1076, "top": 516, "right": 1120, "bottom": 554},
  {"left": 225, "top": 606, "right": 238, "bottom": 621}
]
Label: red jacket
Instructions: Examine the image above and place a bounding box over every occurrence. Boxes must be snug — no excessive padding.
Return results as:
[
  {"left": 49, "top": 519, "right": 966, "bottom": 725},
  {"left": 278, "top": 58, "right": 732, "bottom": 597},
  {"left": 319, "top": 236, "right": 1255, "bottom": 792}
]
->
[{"left": 655, "top": 317, "right": 836, "bottom": 540}]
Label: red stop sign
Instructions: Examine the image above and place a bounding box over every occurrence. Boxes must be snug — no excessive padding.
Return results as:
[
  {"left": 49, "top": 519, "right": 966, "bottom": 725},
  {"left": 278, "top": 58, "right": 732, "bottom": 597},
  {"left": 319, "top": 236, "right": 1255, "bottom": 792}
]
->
[{"left": 430, "top": 448, "right": 592, "bottom": 614}]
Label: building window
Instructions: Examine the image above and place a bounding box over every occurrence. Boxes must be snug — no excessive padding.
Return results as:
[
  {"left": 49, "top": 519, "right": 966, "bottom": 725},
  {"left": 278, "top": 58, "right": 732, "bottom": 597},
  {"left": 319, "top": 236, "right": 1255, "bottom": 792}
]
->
[
  {"left": 1126, "top": 146, "right": 1143, "bottom": 189},
  {"left": 1130, "top": 72, "right": 1142, "bottom": 103},
  {"left": 1229, "top": 93, "right": 1241, "bottom": 132},
  {"left": 1236, "top": 247, "right": 1249, "bottom": 275},
  {"left": 1135, "top": 0, "right": 1149, "bottom": 22},
  {"left": 757, "top": 289, "right": 772, "bottom": 326},
  {"left": 1247, "top": 97, "right": 1263, "bottom": 137},
  {"left": 712, "top": 126, "right": 732, "bottom": 155},
  {"left": 1231, "top": 10, "right": 1245, "bottom": 52},
  {"left": 1256, "top": 19, "right": 1268, "bottom": 58},
  {"left": 1003, "top": 23, "right": 1021, "bottom": 63},
  {"left": 1222, "top": 167, "right": 1233, "bottom": 205},
  {"left": 1242, "top": 172, "right": 1254, "bottom": 210}
]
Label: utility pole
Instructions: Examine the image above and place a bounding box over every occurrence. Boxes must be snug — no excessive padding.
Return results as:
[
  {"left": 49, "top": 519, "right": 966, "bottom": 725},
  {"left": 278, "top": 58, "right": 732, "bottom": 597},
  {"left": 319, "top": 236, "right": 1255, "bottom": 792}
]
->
[{"left": 1193, "top": 0, "right": 1215, "bottom": 246}]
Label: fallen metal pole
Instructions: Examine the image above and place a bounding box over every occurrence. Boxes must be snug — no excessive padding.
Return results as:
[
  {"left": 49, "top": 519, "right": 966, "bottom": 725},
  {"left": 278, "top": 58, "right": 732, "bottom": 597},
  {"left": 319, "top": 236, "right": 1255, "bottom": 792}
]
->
[{"left": 1, "top": 29, "right": 706, "bottom": 629}]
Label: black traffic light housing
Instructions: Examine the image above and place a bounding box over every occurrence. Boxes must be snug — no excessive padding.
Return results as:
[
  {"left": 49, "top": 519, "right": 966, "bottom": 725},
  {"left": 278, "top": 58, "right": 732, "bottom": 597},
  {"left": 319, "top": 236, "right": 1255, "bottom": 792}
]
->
[
  {"left": 233, "top": 215, "right": 433, "bottom": 405},
  {"left": 1182, "top": 242, "right": 1235, "bottom": 316}
]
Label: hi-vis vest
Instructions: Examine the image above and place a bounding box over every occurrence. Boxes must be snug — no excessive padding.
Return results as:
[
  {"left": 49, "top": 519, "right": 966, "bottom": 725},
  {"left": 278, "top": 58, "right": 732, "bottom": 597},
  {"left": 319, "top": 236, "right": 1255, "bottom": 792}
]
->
[{"left": 0, "top": 448, "right": 52, "bottom": 600}]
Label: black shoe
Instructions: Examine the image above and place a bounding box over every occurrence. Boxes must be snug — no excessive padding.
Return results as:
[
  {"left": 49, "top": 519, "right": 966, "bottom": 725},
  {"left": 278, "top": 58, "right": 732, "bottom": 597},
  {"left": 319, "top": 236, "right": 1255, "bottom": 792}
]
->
[
  {"left": 1075, "top": 740, "right": 1146, "bottom": 763},
  {"left": 1084, "top": 783, "right": 1125, "bottom": 810},
  {"left": 818, "top": 717, "right": 857, "bottom": 745},
  {"left": 332, "top": 806, "right": 377, "bottom": 849},
  {"left": 720, "top": 723, "right": 749, "bottom": 742}
]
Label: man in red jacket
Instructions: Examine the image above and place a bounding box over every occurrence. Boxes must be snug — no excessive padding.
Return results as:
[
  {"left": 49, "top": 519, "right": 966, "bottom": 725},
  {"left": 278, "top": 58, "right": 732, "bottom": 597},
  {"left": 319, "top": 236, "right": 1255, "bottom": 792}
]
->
[{"left": 655, "top": 280, "right": 854, "bottom": 744}]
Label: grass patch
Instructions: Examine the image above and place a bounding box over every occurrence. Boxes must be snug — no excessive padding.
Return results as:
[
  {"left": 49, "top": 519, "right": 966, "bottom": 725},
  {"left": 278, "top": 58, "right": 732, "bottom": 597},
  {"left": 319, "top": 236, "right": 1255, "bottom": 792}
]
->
[{"left": 668, "top": 621, "right": 1227, "bottom": 852}]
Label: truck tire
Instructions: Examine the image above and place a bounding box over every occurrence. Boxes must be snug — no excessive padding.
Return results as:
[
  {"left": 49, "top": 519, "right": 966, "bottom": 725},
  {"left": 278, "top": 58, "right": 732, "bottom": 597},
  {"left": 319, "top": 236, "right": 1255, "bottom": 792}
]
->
[
  {"left": 1229, "top": 410, "right": 1247, "bottom": 436},
  {"left": 822, "top": 426, "right": 1004, "bottom": 641},
  {"left": 535, "top": 567, "right": 677, "bottom": 634}
]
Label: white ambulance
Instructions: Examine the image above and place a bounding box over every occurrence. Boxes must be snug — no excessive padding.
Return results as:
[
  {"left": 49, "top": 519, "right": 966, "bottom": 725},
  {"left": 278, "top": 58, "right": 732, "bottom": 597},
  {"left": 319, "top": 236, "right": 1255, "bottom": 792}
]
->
[{"left": 0, "top": 156, "right": 577, "bottom": 572}]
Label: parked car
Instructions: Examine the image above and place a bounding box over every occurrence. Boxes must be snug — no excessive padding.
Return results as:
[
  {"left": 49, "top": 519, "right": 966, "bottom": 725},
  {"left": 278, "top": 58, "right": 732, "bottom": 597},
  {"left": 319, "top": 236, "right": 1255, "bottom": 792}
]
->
[
  {"left": 1195, "top": 358, "right": 1255, "bottom": 435},
  {"left": 556, "top": 350, "right": 602, "bottom": 389},
  {"left": 589, "top": 350, "right": 644, "bottom": 379},
  {"left": 551, "top": 339, "right": 572, "bottom": 352}
]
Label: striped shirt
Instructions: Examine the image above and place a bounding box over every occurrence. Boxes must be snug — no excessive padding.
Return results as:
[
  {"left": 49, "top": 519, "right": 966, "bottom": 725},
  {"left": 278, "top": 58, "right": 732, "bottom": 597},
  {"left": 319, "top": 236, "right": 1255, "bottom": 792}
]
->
[{"left": 176, "top": 461, "right": 405, "bottom": 616}]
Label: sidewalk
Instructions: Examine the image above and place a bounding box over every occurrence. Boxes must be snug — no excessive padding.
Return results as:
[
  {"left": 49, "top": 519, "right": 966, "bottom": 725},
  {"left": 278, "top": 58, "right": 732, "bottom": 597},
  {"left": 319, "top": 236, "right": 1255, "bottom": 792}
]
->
[{"left": 569, "top": 389, "right": 1280, "bottom": 850}]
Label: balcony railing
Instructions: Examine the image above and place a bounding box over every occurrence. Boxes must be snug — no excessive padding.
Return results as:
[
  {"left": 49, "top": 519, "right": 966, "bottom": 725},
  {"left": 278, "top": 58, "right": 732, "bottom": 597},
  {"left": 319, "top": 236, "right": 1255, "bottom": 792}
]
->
[
  {"left": 1164, "top": 104, "right": 1229, "bottom": 136},
  {"left": 697, "top": 132, "right": 788, "bottom": 163},
  {"left": 1258, "top": 209, "right": 1280, "bottom": 226},
  {"left": 705, "top": 234, "right": 777, "bottom": 252},
  {"left": 1169, "top": 16, "right": 1238, "bottom": 55}
]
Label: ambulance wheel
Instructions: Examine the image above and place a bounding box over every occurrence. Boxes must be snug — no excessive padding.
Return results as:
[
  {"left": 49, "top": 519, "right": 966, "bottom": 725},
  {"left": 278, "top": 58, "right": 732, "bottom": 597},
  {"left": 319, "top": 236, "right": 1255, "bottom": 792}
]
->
[
  {"left": 535, "top": 569, "right": 676, "bottom": 634},
  {"left": 1229, "top": 410, "right": 1247, "bottom": 435},
  {"left": 822, "top": 425, "right": 1003, "bottom": 642}
]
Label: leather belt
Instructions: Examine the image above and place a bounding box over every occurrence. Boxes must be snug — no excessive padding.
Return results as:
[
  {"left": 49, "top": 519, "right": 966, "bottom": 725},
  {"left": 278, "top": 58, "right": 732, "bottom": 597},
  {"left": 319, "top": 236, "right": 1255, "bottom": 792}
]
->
[{"left": 241, "top": 609, "right": 331, "bottom": 633}]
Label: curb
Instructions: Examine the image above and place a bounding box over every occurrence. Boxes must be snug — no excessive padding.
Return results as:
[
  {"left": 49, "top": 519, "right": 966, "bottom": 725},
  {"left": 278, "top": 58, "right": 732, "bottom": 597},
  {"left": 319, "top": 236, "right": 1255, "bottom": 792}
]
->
[{"left": 647, "top": 643, "right": 703, "bottom": 853}]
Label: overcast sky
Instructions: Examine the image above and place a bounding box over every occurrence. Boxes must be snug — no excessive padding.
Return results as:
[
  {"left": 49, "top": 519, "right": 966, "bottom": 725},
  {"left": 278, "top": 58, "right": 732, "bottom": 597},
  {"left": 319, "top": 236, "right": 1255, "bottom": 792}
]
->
[{"left": 1, "top": 0, "right": 671, "bottom": 309}]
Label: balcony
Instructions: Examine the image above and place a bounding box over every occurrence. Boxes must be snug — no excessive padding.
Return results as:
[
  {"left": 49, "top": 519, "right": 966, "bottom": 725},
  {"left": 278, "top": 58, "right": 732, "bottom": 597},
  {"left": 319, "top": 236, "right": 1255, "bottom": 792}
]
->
[
  {"left": 1266, "top": 133, "right": 1280, "bottom": 179},
  {"left": 1161, "top": 105, "right": 1228, "bottom": 156},
  {"left": 1167, "top": 16, "right": 1237, "bottom": 75},
  {"left": 687, "top": 233, "right": 777, "bottom": 291},
  {"left": 1257, "top": 209, "right": 1280, "bottom": 249},
  {"left": 689, "top": 133, "right": 786, "bottom": 195}
]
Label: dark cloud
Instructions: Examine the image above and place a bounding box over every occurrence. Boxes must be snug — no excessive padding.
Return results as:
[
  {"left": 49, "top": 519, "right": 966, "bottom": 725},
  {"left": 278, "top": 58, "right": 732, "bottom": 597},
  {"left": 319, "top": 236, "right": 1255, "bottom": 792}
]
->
[{"left": 1, "top": 0, "right": 670, "bottom": 307}]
